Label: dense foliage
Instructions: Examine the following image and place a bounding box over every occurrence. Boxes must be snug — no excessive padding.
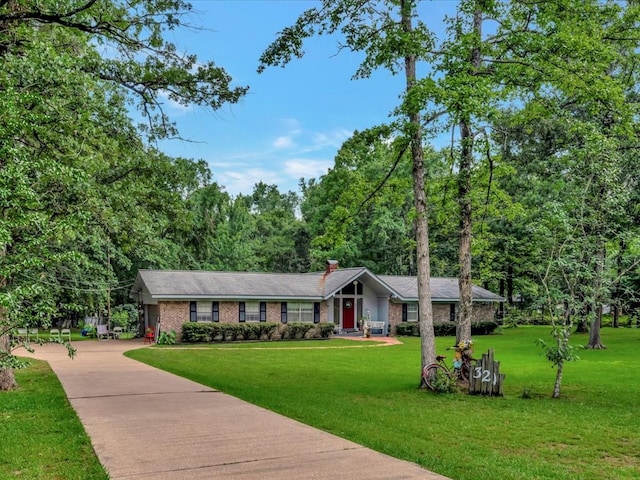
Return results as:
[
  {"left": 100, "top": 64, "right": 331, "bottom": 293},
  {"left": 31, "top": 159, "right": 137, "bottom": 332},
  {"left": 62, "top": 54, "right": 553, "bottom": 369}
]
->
[
  {"left": 2, "top": 1, "right": 639, "bottom": 397},
  {"left": 181, "top": 322, "right": 336, "bottom": 343}
]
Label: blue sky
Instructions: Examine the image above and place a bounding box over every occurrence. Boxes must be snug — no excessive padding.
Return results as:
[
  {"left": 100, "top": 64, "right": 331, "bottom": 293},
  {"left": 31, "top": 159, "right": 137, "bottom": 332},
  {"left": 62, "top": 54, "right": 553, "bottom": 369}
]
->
[{"left": 157, "top": 0, "right": 454, "bottom": 197}]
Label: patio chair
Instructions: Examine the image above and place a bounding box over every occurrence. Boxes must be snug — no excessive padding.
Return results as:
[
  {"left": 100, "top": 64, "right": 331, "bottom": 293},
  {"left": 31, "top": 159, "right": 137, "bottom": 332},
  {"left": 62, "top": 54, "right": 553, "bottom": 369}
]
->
[
  {"left": 61, "top": 328, "right": 71, "bottom": 342},
  {"left": 144, "top": 327, "right": 155, "bottom": 344},
  {"left": 96, "top": 324, "right": 109, "bottom": 340},
  {"left": 49, "top": 328, "right": 61, "bottom": 342},
  {"left": 112, "top": 326, "right": 123, "bottom": 339}
]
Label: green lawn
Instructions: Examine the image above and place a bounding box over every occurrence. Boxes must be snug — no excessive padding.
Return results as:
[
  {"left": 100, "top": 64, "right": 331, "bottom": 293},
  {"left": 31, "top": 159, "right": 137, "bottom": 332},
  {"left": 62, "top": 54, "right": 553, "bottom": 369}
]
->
[
  {"left": 126, "top": 326, "right": 640, "bottom": 480},
  {"left": 0, "top": 360, "right": 108, "bottom": 480}
]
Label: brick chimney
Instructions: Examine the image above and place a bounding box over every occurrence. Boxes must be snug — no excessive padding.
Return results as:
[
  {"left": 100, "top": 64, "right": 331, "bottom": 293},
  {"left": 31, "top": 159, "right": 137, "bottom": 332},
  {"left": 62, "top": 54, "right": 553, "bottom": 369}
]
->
[{"left": 325, "top": 260, "right": 339, "bottom": 274}]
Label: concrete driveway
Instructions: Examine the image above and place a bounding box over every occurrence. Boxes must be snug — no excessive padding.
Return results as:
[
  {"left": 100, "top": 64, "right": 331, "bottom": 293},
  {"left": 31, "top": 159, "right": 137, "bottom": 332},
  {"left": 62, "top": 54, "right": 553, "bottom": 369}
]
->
[{"left": 29, "top": 340, "right": 450, "bottom": 479}]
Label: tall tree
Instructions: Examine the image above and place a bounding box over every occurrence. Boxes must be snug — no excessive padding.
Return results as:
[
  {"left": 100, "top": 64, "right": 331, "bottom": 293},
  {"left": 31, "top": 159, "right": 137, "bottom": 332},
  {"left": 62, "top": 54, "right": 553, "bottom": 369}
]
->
[
  {"left": 250, "top": 182, "right": 308, "bottom": 273},
  {"left": 0, "top": 0, "right": 247, "bottom": 389},
  {"left": 301, "top": 127, "right": 416, "bottom": 274},
  {"left": 259, "top": 0, "right": 438, "bottom": 383}
]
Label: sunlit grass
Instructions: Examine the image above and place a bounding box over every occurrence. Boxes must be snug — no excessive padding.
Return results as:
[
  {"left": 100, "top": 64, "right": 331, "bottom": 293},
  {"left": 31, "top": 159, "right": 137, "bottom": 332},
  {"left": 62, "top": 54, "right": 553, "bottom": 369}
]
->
[
  {"left": 0, "top": 360, "right": 108, "bottom": 480},
  {"left": 126, "top": 326, "right": 640, "bottom": 480}
]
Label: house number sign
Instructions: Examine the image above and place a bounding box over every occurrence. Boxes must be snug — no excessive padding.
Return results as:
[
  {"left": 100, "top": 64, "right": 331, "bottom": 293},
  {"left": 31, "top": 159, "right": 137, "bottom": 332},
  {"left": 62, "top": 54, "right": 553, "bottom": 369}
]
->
[{"left": 468, "top": 349, "right": 505, "bottom": 396}]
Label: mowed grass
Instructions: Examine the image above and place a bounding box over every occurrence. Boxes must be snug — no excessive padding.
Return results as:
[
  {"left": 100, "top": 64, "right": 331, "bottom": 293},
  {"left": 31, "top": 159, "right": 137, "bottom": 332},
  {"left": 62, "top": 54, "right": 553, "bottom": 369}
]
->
[
  {"left": 0, "top": 360, "right": 108, "bottom": 480},
  {"left": 126, "top": 327, "right": 640, "bottom": 480}
]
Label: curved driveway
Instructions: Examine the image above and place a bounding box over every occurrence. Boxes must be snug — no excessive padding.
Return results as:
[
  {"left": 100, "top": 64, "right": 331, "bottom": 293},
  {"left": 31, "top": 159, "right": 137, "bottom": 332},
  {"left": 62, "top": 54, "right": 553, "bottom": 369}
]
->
[{"left": 30, "top": 340, "right": 449, "bottom": 480}]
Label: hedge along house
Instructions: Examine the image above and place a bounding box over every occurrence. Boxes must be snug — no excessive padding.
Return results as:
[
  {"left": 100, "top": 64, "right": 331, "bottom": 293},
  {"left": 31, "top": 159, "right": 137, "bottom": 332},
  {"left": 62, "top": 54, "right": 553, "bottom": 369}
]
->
[{"left": 131, "top": 261, "right": 504, "bottom": 340}]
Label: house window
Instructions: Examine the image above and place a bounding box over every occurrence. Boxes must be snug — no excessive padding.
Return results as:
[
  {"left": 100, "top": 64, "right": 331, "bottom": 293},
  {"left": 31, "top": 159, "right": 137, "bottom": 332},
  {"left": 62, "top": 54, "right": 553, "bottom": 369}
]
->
[
  {"left": 197, "top": 302, "right": 213, "bottom": 322},
  {"left": 287, "top": 302, "right": 314, "bottom": 323},
  {"left": 245, "top": 302, "right": 261, "bottom": 322},
  {"left": 407, "top": 303, "right": 418, "bottom": 322},
  {"left": 449, "top": 304, "right": 457, "bottom": 322}
]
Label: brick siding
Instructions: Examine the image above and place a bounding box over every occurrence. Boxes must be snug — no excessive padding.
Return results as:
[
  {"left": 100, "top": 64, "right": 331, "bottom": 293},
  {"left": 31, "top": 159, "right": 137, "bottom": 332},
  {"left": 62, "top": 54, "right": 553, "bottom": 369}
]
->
[
  {"left": 155, "top": 299, "right": 496, "bottom": 340},
  {"left": 158, "top": 302, "right": 189, "bottom": 341},
  {"left": 388, "top": 302, "right": 496, "bottom": 335}
]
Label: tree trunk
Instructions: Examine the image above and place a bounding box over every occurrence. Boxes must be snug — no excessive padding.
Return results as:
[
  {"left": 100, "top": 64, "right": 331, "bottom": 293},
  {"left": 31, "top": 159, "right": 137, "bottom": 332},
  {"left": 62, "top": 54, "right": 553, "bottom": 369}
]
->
[
  {"left": 456, "top": 6, "right": 482, "bottom": 345},
  {"left": 586, "top": 246, "right": 606, "bottom": 349},
  {"left": 457, "top": 115, "right": 473, "bottom": 344},
  {"left": 586, "top": 305, "right": 606, "bottom": 349},
  {"left": 612, "top": 238, "right": 625, "bottom": 329},
  {"left": 401, "top": 0, "right": 436, "bottom": 387},
  {"left": 0, "top": 323, "right": 17, "bottom": 391},
  {"left": 575, "top": 317, "right": 589, "bottom": 333},
  {"left": 575, "top": 300, "right": 589, "bottom": 333},
  {"left": 0, "top": 260, "right": 17, "bottom": 390},
  {"left": 552, "top": 359, "right": 564, "bottom": 399},
  {"left": 498, "top": 277, "right": 505, "bottom": 319},
  {"left": 507, "top": 263, "right": 514, "bottom": 307}
]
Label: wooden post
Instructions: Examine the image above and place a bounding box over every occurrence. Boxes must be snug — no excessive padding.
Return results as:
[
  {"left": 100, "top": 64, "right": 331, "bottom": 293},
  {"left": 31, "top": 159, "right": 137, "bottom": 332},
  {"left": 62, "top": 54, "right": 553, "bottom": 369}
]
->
[{"left": 469, "top": 349, "right": 505, "bottom": 396}]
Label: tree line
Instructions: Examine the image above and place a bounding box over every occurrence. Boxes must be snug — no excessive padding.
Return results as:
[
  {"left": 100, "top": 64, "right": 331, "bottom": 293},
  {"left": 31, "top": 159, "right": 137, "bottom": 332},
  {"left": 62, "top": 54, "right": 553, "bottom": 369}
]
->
[{"left": 2, "top": 1, "right": 639, "bottom": 397}]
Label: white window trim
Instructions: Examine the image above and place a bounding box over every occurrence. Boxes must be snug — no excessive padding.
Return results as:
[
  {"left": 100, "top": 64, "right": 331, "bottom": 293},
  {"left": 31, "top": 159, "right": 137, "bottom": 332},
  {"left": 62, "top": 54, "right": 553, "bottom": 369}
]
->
[
  {"left": 196, "top": 301, "right": 212, "bottom": 323},
  {"left": 287, "top": 302, "right": 314, "bottom": 323},
  {"left": 245, "top": 301, "right": 260, "bottom": 322},
  {"left": 407, "top": 303, "right": 418, "bottom": 322}
]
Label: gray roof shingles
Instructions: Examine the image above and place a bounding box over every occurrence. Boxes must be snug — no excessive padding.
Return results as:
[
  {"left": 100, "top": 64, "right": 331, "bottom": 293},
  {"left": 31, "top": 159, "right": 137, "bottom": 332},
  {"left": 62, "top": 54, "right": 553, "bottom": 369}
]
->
[
  {"left": 135, "top": 269, "right": 503, "bottom": 302},
  {"left": 378, "top": 275, "right": 503, "bottom": 302},
  {"left": 137, "top": 270, "right": 326, "bottom": 299}
]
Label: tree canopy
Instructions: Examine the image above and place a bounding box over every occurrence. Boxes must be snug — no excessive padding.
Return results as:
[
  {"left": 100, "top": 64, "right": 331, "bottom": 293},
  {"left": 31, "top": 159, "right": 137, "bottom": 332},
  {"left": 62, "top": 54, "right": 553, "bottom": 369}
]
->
[{"left": 2, "top": 1, "right": 639, "bottom": 399}]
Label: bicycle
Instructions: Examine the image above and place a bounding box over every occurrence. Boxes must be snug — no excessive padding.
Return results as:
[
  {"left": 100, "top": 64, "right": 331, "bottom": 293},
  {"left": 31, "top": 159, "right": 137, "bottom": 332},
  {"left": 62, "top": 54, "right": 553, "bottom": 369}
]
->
[{"left": 422, "top": 351, "right": 472, "bottom": 390}]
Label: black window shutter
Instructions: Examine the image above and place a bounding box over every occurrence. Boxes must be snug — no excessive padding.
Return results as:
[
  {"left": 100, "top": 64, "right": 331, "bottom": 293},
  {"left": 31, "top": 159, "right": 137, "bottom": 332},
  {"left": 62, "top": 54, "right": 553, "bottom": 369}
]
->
[
  {"left": 190, "top": 301, "right": 197, "bottom": 322},
  {"left": 281, "top": 302, "right": 287, "bottom": 323},
  {"left": 239, "top": 302, "right": 245, "bottom": 322},
  {"left": 402, "top": 304, "right": 408, "bottom": 322},
  {"left": 313, "top": 302, "right": 320, "bottom": 324},
  {"left": 213, "top": 302, "right": 219, "bottom": 322},
  {"left": 260, "top": 302, "right": 267, "bottom": 322}
]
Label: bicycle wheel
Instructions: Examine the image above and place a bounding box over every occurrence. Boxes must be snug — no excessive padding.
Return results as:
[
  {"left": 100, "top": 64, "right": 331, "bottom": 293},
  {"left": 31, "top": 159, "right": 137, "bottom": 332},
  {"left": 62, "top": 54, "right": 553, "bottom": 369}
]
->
[{"left": 422, "top": 363, "right": 449, "bottom": 390}]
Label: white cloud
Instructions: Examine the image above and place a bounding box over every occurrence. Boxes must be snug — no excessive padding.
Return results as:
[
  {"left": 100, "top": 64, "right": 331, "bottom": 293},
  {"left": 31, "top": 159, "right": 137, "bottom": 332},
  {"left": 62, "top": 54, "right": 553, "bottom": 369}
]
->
[
  {"left": 216, "top": 168, "right": 284, "bottom": 196},
  {"left": 305, "top": 128, "right": 352, "bottom": 152},
  {"left": 285, "top": 159, "right": 332, "bottom": 180},
  {"left": 204, "top": 122, "right": 351, "bottom": 196},
  {"left": 273, "top": 136, "right": 294, "bottom": 149},
  {"left": 158, "top": 89, "right": 193, "bottom": 115},
  {"left": 271, "top": 118, "right": 303, "bottom": 149}
]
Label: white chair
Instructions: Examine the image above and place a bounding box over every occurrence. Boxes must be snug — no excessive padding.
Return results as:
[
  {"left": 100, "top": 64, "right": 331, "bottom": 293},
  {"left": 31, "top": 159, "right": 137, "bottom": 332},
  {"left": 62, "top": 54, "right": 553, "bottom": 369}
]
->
[
  {"left": 112, "top": 326, "right": 123, "bottom": 339},
  {"left": 61, "top": 328, "right": 71, "bottom": 342},
  {"left": 96, "top": 324, "right": 109, "bottom": 340},
  {"left": 49, "top": 328, "right": 61, "bottom": 342}
]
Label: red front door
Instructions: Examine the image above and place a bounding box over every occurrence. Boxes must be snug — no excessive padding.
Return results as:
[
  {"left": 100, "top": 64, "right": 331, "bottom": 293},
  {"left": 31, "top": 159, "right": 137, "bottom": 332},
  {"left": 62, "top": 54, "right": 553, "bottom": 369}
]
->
[{"left": 343, "top": 298, "right": 355, "bottom": 329}]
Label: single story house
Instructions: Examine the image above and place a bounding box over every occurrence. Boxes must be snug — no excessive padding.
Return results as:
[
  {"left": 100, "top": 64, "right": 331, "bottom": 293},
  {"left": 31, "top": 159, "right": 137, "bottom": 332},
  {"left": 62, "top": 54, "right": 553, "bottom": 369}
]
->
[{"left": 131, "top": 261, "right": 503, "bottom": 339}]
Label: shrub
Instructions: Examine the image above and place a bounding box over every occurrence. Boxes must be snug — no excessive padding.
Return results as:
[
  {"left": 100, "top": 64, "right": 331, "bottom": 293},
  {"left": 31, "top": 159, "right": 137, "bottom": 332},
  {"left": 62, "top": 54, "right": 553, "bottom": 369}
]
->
[
  {"left": 181, "top": 322, "right": 333, "bottom": 343},
  {"left": 503, "top": 309, "right": 553, "bottom": 326},
  {"left": 181, "top": 322, "right": 209, "bottom": 342},
  {"left": 394, "top": 321, "right": 499, "bottom": 337},
  {"left": 396, "top": 323, "right": 418, "bottom": 336},
  {"left": 158, "top": 330, "right": 176, "bottom": 345},
  {"left": 318, "top": 323, "right": 336, "bottom": 338},
  {"left": 429, "top": 369, "right": 457, "bottom": 394},
  {"left": 472, "top": 321, "right": 499, "bottom": 335},
  {"left": 434, "top": 323, "right": 457, "bottom": 336}
]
